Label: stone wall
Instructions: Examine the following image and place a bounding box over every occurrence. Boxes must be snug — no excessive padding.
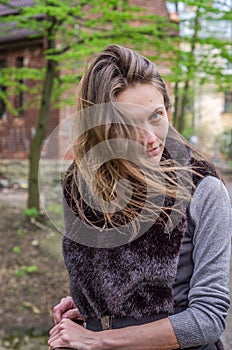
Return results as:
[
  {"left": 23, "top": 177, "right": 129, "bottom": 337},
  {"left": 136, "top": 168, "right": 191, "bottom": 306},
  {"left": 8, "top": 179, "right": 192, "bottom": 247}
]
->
[{"left": 0, "top": 159, "right": 29, "bottom": 181}]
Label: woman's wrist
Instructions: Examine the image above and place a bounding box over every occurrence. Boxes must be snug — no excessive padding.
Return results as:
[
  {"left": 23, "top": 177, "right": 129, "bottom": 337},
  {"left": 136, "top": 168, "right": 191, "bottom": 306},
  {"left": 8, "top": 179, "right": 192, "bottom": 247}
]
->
[
  {"left": 92, "top": 330, "right": 106, "bottom": 350},
  {"left": 99, "top": 328, "right": 128, "bottom": 350},
  {"left": 97, "top": 318, "right": 179, "bottom": 350},
  {"left": 99, "top": 326, "right": 149, "bottom": 350}
]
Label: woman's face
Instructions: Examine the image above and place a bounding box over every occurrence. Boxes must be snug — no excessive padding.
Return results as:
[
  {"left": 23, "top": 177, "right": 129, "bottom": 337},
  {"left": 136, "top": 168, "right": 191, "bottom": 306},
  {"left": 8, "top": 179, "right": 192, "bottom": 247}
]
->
[{"left": 116, "top": 83, "right": 169, "bottom": 162}]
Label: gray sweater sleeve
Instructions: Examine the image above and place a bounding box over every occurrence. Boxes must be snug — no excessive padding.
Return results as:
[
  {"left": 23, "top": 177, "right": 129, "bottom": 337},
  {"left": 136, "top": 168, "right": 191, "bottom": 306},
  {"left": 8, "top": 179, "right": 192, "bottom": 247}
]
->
[{"left": 169, "top": 176, "right": 232, "bottom": 348}]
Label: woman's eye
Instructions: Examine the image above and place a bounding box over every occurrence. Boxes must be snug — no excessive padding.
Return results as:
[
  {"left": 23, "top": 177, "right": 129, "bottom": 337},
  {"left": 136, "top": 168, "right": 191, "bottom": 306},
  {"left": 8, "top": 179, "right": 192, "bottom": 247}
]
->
[{"left": 150, "top": 111, "right": 162, "bottom": 120}]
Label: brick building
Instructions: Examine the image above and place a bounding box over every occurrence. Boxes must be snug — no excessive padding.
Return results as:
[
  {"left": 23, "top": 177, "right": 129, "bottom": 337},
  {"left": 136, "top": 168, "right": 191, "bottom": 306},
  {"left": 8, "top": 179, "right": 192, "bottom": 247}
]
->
[
  {"left": 0, "top": 0, "right": 59, "bottom": 158},
  {"left": 0, "top": 0, "right": 173, "bottom": 159}
]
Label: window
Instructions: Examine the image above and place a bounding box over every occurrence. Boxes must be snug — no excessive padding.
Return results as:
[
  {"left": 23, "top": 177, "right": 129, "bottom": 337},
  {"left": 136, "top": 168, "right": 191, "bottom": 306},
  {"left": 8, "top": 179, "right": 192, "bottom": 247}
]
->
[
  {"left": 0, "top": 59, "right": 7, "bottom": 120},
  {"left": 224, "top": 91, "right": 232, "bottom": 113},
  {"left": 15, "top": 57, "right": 24, "bottom": 118}
]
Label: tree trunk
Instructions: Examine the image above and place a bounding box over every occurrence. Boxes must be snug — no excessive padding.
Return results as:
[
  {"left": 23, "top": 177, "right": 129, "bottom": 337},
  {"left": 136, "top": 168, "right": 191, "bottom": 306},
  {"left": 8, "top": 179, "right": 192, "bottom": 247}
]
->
[
  {"left": 27, "top": 33, "right": 57, "bottom": 210},
  {"left": 178, "top": 80, "right": 189, "bottom": 134},
  {"left": 173, "top": 81, "right": 179, "bottom": 129},
  {"left": 174, "top": 6, "right": 200, "bottom": 134}
]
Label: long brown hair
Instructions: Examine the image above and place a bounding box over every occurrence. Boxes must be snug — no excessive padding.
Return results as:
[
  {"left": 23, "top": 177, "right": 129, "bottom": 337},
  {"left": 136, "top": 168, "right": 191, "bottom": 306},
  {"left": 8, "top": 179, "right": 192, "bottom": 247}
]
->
[{"left": 65, "top": 44, "right": 219, "bottom": 235}]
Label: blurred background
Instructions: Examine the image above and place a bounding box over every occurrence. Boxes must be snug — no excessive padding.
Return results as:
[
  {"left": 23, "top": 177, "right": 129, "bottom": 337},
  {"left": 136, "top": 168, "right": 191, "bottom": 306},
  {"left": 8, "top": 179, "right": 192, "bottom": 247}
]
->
[{"left": 0, "top": 0, "right": 231, "bottom": 349}]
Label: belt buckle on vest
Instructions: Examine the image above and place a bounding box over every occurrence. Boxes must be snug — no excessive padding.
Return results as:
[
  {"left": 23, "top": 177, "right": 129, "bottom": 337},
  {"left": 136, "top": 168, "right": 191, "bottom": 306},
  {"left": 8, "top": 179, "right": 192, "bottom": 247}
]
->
[{"left": 100, "top": 315, "right": 112, "bottom": 330}]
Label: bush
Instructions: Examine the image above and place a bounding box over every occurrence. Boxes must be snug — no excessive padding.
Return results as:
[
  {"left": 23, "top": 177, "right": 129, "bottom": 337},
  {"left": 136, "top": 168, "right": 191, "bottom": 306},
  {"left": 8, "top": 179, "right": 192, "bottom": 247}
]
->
[{"left": 23, "top": 207, "right": 39, "bottom": 219}]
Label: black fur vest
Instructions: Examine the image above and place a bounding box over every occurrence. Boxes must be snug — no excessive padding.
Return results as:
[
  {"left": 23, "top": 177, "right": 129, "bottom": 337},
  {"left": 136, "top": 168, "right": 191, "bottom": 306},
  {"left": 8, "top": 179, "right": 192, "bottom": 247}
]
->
[{"left": 62, "top": 153, "right": 218, "bottom": 320}]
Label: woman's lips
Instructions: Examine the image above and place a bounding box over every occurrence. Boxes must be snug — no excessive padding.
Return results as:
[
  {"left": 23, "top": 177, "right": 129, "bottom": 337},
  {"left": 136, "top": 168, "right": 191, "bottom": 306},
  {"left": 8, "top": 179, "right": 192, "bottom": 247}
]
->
[{"left": 147, "top": 144, "right": 162, "bottom": 157}]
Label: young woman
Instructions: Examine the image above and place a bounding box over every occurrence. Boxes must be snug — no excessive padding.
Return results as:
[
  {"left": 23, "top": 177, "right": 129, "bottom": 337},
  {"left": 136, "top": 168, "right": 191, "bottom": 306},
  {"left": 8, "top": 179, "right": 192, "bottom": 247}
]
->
[{"left": 48, "top": 44, "right": 232, "bottom": 350}]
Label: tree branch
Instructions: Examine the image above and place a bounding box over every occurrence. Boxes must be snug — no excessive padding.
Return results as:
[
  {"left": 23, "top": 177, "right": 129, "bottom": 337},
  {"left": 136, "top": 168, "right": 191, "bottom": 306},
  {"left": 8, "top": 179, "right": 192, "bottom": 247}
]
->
[{"left": 46, "top": 45, "right": 71, "bottom": 56}]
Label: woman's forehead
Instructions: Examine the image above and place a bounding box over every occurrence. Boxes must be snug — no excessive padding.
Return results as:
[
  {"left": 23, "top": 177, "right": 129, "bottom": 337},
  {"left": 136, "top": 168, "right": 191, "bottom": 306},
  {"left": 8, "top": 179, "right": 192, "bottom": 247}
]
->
[{"left": 116, "top": 83, "right": 165, "bottom": 110}]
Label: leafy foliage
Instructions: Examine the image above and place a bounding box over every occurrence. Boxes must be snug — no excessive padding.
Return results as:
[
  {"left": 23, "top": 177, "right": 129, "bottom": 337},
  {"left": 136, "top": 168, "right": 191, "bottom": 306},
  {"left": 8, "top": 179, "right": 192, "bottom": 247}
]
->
[
  {"left": 166, "top": 0, "right": 232, "bottom": 132},
  {"left": 23, "top": 207, "right": 39, "bottom": 219},
  {"left": 0, "top": 0, "right": 175, "bottom": 108},
  {"left": 14, "top": 265, "right": 38, "bottom": 277}
]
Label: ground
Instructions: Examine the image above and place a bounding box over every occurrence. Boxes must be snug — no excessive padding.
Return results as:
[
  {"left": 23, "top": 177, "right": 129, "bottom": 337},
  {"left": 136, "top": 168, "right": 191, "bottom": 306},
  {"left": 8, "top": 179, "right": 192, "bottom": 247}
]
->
[{"left": 0, "top": 189, "right": 69, "bottom": 340}]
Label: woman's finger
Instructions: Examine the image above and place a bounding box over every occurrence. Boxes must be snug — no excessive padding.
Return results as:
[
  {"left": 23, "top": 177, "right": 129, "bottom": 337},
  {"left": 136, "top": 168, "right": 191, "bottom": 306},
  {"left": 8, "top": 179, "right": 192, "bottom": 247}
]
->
[
  {"left": 53, "top": 296, "right": 75, "bottom": 324},
  {"left": 49, "top": 322, "right": 61, "bottom": 336},
  {"left": 62, "top": 308, "right": 85, "bottom": 321},
  {"left": 48, "top": 320, "right": 72, "bottom": 349}
]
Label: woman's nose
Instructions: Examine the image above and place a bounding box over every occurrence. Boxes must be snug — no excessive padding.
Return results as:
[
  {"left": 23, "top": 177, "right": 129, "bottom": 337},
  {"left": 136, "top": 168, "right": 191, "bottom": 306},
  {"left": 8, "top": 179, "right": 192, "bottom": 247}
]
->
[{"left": 140, "top": 129, "right": 157, "bottom": 146}]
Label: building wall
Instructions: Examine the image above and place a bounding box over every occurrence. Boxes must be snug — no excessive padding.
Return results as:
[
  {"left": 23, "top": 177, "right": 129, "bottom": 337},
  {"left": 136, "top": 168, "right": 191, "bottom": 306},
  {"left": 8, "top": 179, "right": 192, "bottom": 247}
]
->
[
  {"left": 193, "top": 82, "right": 232, "bottom": 154},
  {"left": 0, "top": 39, "right": 59, "bottom": 158}
]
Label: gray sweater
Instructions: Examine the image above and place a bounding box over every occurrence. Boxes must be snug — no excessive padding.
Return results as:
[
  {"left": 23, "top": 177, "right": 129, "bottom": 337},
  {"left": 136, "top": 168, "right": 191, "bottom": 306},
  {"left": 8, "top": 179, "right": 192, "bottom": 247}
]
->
[{"left": 169, "top": 176, "right": 232, "bottom": 348}]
